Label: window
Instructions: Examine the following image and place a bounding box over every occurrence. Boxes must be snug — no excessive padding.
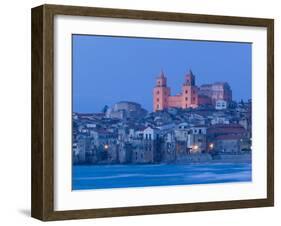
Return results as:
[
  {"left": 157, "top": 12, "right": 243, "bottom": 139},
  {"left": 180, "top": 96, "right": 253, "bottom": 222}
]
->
[
  {"left": 193, "top": 97, "right": 195, "bottom": 101},
  {"left": 185, "top": 90, "right": 188, "bottom": 94},
  {"left": 156, "top": 90, "right": 160, "bottom": 95},
  {"left": 185, "top": 97, "right": 188, "bottom": 101},
  {"left": 157, "top": 98, "right": 159, "bottom": 102}
]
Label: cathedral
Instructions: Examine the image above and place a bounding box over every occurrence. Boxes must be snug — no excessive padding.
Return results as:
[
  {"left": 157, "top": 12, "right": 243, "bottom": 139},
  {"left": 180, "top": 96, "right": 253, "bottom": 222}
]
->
[{"left": 153, "top": 70, "right": 232, "bottom": 112}]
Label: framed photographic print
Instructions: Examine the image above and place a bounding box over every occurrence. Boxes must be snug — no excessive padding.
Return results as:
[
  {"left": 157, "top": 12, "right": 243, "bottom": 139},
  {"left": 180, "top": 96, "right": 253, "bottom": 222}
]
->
[{"left": 31, "top": 4, "right": 274, "bottom": 221}]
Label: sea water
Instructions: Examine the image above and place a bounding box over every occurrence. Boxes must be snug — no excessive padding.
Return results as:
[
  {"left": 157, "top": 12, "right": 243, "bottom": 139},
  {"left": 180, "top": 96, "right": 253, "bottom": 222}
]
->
[{"left": 72, "top": 163, "right": 252, "bottom": 190}]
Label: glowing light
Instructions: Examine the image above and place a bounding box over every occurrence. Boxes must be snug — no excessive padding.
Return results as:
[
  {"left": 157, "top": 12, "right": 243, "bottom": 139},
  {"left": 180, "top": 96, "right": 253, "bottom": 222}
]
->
[
  {"left": 193, "top": 145, "right": 199, "bottom": 150},
  {"left": 104, "top": 144, "right": 109, "bottom": 150},
  {"left": 209, "top": 143, "right": 214, "bottom": 149}
]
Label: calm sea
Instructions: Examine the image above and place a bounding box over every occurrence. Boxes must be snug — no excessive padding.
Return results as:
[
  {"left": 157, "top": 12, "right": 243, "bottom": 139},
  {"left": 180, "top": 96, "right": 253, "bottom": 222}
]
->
[{"left": 72, "top": 163, "right": 251, "bottom": 190}]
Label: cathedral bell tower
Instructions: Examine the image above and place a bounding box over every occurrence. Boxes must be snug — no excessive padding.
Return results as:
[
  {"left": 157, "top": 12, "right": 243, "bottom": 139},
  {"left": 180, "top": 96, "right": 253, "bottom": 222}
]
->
[
  {"left": 153, "top": 71, "right": 170, "bottom": 111},
  {"left": 181, "top": 70, "right": 198, "bottom": 108}
]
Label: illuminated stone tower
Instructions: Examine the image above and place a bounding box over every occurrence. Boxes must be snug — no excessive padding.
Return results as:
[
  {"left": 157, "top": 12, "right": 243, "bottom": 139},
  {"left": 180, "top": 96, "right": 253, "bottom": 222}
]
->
[
  {"left": 153, "top": 71, "right": 170, "bottom": 111},
  {"left": 181, "top": 70, "right": 199, "bottom": 109}
]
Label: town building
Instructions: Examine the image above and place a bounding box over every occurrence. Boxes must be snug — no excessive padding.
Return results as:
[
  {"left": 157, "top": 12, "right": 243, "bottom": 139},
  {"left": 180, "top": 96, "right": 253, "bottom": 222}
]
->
[
  {"left": 215, "top": 99, "right": 228, "bottom": 110},
  {"left": 207, "top": 123, "right": 246, "bottom": 138},
  {"left": 210, "top": 115, "right": 230, "bottom": 125},
  {"left": 131, "top": 127, "right": 162, "bottom": 163},
  {"left": 199, "top": 82, "right": 232, "bottom": 105},
  {"left": 75, "top": 135, "right": 97, "bottom": 164},
  {"left": 174, "top": 124, "right": 207, "bottom": 154},
  {"left": 106, "top": 101, "right": 147, "bottom": 120},
  {"left": 161, "top": 131, "right": 176, "bottom": 162},
  {"left": 215, "top": 134, "right": 242, "bottom": 153},
  {"left": 118, "top": 143, "right": 133, "bottom": 163}
]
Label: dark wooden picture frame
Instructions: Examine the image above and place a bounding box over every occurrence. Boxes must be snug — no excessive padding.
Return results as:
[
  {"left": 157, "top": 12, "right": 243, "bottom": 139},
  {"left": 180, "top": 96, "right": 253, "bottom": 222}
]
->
[{"left": 31, "top": 4, "right": 274, "bottom": 221}]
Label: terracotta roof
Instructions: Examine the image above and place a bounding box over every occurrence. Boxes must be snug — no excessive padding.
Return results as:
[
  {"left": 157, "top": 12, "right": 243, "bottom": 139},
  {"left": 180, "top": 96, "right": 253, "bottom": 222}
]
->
[
  {"left": 216, "top": 134, "right": 243, "bottom": 140},
  {"left": 210, "top": 123, "right": 244, "bottom": 129}
]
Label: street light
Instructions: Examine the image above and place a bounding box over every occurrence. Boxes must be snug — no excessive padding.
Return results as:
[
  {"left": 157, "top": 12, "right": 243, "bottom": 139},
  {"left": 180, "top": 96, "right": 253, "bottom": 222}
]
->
[
  {"left": 209, "top": 143, "right": 214, "bottom": 150},
  {"left": 104, "top": 144, "right": 109, "bottom": 150}
]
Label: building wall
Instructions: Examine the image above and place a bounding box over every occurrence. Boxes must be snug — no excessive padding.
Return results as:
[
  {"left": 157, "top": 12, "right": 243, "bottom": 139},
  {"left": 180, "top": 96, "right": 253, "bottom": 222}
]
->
[
  {"left": 198, "top": 95, "right": 212, "bottom": 105},
  {"left": 167, "top": 95, "right": 182, "bottom": 108},
  {"left": 215, "top": 100, "right": 228, "bottom": 110},
  {"left": 77, "top": 136, "right": 92, "bottom": 163},
  {"left": 199, "top": 83, "right": 232, "bottom": 105},
  {"left": 118, "top": 143, "right": 133, "bottom": 163},
  {"left": 161, "top": 132, "right": 176, "bottom": 162},
  {"left": 181, "top": 85, "right": 198, "bottom": 108},
  {"left": 143, "top": 127, "right": 159, "bottom": 140},
  {"left": 131, "top": 139, "right": 155, "bottom": 163},
  {"left": 215, "top": 139, "right": 241, "bottom": 153},
  {"left": 107, "top": 101, "right": 147, "bottom": 119},
  {"left": 188, "top": 134, "right": 207, "bottom": 153}
]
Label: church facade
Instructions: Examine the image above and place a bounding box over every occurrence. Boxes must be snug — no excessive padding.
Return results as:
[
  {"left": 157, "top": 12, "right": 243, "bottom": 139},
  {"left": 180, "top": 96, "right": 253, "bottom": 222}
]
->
[{"left": 153, "top": 70, "right": 232, "bottom": 112}]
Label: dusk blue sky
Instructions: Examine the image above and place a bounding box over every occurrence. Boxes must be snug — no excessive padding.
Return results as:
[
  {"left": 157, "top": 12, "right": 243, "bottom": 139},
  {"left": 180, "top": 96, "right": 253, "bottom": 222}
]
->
[{"left": 73, "top": 35, "right": 252, "bottom": 113}]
